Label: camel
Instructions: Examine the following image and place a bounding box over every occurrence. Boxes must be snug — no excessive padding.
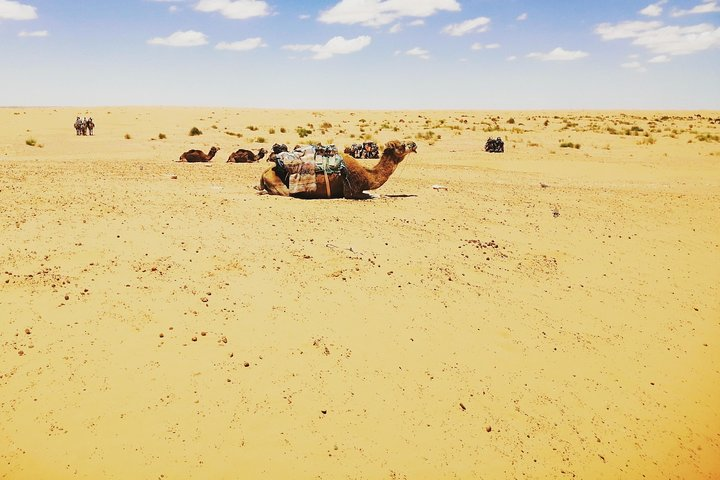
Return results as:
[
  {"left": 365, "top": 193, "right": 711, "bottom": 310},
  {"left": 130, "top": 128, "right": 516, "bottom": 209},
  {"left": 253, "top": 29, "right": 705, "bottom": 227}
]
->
[
  {"left": 177, "top": 146, "right": 219, "bottom": 163},
  {"left": 86, "top": 118, "right": 95, "bottom": 136},
  {"left": 227, "top": 147, "right": 267, "bottom": 163},
  {"left": 257, "top": 140, "right": 417, "bottom": 199}
]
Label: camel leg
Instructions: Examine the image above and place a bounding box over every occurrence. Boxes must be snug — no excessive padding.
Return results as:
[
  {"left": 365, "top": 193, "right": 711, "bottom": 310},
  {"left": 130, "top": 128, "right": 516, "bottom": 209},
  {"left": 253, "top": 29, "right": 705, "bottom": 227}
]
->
[{"left": 259, "top": 168, "right": 290, "bottom": 196}]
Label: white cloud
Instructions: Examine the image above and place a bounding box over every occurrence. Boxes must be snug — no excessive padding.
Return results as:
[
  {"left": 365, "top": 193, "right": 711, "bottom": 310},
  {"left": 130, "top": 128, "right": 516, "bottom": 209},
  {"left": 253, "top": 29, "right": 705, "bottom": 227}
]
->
[
  {"left": 506, "top": 55, "right": 517, "bottom": 61},
  {"left": 595, "top": 21, "right": 663, "bottom": 40},
  {"left": 672, "top": 1, "right": 720, "bottom": 16},
  {"left": 283, "top": 35, "right": 371, "bottom": 60},
  {"left": 18, "top": 29, "right": 46, "bottom": 37},
  {"left": 597, "top": 20, "right": 720, "bottom": 56},
  {"left": 621, "top": 61, "right": 647, "bottom": 72},
  {"left": 0, "top": 0, "right": 37, "bottom": 20},
  {"left": 318, "top": 0, "right": 460, "bottom": 27},
  {"left": 215, "top": 37, "right": 266, "bottom": 51},
  {"left": 471, "top": 42, "right": 499, "bottom": 50},
  {"left": 640, "top": 1, "right": 667, "bottom": 17},
  {"left": 148, "top": 30, "right": 208, "bottom": 47},
  {"left": 517, "top": 12, "right": 528, "bottom": 21},
  {"left": 299, "top": 14, "right": 311, "bottom": 20},
  {"left": 648, "top": 54, "right": 670, "bottom": 62},
  {"left": 194, "top": 0, "right": 270, "bottom": 20},
  {"left": 405, "top": 47, "right": 430, "bottom": 59},
  {"left": 633, "top": 23, "right": 720, "bottom": 55},
  {"left": 443, "top": 16, "right": 491, "bottom": 36},
  {"left": 527, "top": 47, "right": 589, "bottom": 61}
]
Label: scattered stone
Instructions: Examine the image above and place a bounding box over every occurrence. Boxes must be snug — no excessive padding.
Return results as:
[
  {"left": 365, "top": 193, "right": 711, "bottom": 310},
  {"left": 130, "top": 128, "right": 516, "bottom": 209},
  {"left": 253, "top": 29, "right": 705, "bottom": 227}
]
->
[
  {"left": 486, "top": 425, "right": 492, "bottom": 432},
  {"left": 459, "top": 402, "right": 466, "bottom": 411},
  {"left": 24, "top": 328, "right": 31, "bottom": 335},
  {"left": 159, "top": 333, "right": 164, "bottom": 338},
  {"left": 191, "top": 336, "right": 197, "bottom": 342}
]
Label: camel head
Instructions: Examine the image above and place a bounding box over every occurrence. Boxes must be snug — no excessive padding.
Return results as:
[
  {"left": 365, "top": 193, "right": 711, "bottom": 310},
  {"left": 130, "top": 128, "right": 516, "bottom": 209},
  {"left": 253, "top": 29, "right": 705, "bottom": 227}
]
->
[
  {"left": 258, "top": 148, "right": 267, "bottom": 159},
  {"left": 384, "top": 140, "right": 418, "bottom": 163},
  {"left": 209, "top": 146, "right": 220, "bottom": 154}
]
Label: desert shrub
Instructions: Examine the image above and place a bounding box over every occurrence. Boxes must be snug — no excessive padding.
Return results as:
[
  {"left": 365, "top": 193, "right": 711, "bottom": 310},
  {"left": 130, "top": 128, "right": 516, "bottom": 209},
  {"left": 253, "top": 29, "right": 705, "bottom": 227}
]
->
[
  {"left": 255, "top": 137, "right": 266, "bottom": 143},
  {"left": 697, "top": 133, "right": 720, "bottom": 142},
  {"left": 280, "top": 127, "right": 287, "bottom": 133},
  {"left": 25, "top": 138, "right": 37, "bottom": 146},
  {"left": 247, "top": 125, "right": 258, "bottom": 131},
  {"left": 125, "top": 133, "right": 132, "bottom": 140},
  {"left": 211, "top": 125, "right": 218, "bottom": 129},
  {"left": 507, "top": 118, "right": 515, "bottom": 124},
  {"left": 268, "top": 128, "right": 276, "bottom": 134},
  {"left": 320, "top": 122, "right": 332, "bottom": 130},
  {"left": 560, "top": 141, "right": 580, "bottom": 149},
  {"left": 158, "top": 133, "right": 167, "bottom": 140},
  {"left": 296, "top": 126, "right": 312, "bottom": 138},
  {"left": 638, "top": 136, "right": 657, "bottom": 145},
  {"left": 189, "top": 127, "right": 202, "bottom": 136}
]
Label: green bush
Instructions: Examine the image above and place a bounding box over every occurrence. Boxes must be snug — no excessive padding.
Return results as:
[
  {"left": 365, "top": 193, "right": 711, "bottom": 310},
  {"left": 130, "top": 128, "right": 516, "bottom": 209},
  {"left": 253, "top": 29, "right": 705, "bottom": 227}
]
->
[{"left": 296, "top": 126, "right": 312, "bottom": 138}]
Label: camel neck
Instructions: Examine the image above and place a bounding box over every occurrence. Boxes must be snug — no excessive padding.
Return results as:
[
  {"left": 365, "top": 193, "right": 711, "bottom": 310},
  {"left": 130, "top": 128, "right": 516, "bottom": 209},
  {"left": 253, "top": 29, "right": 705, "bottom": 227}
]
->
[{"left": 363, "top": 154, "right": 400, "bottom": 190}]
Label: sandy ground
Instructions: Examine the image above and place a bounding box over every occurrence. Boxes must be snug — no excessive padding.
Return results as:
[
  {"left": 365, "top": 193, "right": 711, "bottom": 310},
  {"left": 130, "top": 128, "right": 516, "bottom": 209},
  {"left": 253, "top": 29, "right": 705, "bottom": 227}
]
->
[{"left": 1, "top": 107, "right": 719, "bottom": 479}]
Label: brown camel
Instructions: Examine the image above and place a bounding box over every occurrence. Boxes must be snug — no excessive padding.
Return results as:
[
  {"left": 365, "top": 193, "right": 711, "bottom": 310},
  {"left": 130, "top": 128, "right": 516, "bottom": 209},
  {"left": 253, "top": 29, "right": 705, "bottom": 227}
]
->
[
  {"left": 177, "top": 146, "right": 219, "bottom": 163},
  {"left": 257, "top": 140, "right": 417, "bottom": 199},
  {"left": 227, "top": 147, "right": 267, "bottom": 163}
]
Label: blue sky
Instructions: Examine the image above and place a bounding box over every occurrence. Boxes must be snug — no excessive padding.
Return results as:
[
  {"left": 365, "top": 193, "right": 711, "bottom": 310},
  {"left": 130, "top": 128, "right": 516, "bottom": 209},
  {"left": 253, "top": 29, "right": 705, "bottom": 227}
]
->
[{"left": 1, "top": 0, "right": 719, "bottom": 109}]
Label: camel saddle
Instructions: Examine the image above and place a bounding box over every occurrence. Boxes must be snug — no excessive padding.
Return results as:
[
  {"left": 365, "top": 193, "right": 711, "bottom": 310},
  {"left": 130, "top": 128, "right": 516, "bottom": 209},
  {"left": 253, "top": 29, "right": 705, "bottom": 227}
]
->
[
  {"left": 273, "top": 147, "right": 345, "bottom": 194},
  {"left": 273, "top": 147, "right": 345, "bottom": 176}
]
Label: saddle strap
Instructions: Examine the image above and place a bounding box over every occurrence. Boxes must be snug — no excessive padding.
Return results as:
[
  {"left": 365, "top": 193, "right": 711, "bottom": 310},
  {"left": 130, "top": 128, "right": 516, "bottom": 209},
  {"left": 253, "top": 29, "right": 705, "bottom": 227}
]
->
[{"left": 322, "top": 158, "right": 331, "bottom": 197}]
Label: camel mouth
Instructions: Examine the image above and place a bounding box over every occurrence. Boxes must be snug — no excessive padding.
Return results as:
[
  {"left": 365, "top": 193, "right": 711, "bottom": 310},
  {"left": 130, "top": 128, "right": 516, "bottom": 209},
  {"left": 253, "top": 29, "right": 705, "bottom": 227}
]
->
[{"left": 405, "top": 141, "right": 417, "bottom": 153}]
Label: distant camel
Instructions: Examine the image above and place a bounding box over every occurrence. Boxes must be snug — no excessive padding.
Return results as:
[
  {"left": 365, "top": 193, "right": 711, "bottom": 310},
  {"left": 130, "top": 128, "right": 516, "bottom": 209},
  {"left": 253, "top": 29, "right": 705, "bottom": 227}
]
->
[
  {"left": 227, "top": 147, "right": 267, "bottom": 163},
  {"left": 258, "top": 140, "right": 417, "bottom": 199},
  {"left": 177, "top": 146, "right": 219, "bottom": 163},
  {"left": 86, "top": 118, "right": 95, "bottom": 136}
]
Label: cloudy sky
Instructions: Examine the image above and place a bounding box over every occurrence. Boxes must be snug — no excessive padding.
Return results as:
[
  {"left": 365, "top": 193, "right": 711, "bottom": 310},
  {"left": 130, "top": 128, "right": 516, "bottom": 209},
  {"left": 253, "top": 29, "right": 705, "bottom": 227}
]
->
[{"left": 1, "top": 0, "right": 719, "bottom": 108}]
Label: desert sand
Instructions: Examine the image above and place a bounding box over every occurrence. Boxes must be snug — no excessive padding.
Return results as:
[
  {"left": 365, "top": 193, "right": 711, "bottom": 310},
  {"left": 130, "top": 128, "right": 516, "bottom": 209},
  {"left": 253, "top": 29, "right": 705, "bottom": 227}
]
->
[{"left": 1, "top": 107, "right": 719, "bottom": 479}]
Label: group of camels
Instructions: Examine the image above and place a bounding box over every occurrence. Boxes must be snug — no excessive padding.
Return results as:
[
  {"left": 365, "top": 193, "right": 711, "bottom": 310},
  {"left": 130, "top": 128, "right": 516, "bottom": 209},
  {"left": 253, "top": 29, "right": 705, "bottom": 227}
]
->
[
  {"left": 177, "top": 140, "right": 417, "bottom": 199},
  {"left": 74, "top": 117, "right": 95, "bottom": 136}
]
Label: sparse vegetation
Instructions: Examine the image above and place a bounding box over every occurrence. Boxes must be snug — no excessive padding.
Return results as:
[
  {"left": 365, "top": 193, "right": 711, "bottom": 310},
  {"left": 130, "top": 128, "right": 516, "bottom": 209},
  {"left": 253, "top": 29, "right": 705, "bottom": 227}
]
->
[
  {"left": 25, "top": 138, "right": 37, "bottom": 146},
  {"left": 247, "top": 125, "right": 258, "bottom": 131},
  {"left": 125, "top": 133, "right": 132, "bottom": 140},
  {"left": 255, "top": 137, "right": 266, "bottom": 143},
  {"left": 280, "top": 127, "right": 287, "bottom": 134},
  {"left": 268, "top": 128, "right": 275, "bottom": 135},
  {"left": 189, "top": 127, "right": 202, "bottom": 136},
  {"left": 697, "top": 133, "right": 720, "bottom": 142},
  {"left": 158, "top": 133, "right": 167, "bottom": 140},
  {"left": 560, "top": 141, "right": 580, "bottom": 149},
  {"left": 296, "top": 126, "right": 313, "bottom": 138}
]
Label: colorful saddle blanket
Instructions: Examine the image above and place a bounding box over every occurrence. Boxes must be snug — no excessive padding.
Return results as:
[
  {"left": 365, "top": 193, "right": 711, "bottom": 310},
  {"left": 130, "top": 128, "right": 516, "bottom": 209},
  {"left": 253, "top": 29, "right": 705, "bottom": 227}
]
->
[{"left": 273, "top": 146, "right": 346, "bottom": 194}]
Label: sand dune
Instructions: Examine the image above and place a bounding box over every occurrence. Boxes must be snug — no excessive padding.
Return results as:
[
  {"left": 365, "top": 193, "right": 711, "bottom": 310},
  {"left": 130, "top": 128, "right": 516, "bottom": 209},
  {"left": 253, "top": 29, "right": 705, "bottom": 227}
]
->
[{"left": 1, "top": 107, "right": 719, "bottom": 479}]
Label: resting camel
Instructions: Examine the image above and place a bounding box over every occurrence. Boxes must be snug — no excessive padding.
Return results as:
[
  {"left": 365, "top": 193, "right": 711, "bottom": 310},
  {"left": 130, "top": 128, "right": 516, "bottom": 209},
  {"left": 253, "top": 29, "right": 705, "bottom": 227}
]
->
[
  {"left": 227, "top": 147, "right": 267, "bottom": 163},
  {"left": 177, "top": 146, "right": 219, "bottom": 163},
  {"left": 258, "top": 140, "right": 417, "bottom": 199}
]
